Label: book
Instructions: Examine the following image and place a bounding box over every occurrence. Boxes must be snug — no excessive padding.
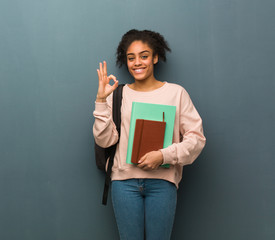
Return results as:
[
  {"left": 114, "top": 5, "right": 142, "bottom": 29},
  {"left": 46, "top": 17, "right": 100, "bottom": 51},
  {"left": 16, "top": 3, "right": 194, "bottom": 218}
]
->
[
  {"left": 126, "top": 102, "right": 176, "bottom": 167},
  {"left": 131, "top": 117, "right": 166, "bottom": 164}
]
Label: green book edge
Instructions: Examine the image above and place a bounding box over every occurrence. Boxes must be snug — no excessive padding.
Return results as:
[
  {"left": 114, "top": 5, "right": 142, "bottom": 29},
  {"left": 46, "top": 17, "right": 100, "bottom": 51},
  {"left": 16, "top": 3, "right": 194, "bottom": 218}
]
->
[{"left": 126, "top": 102, "right": 176, "bottom": 168}]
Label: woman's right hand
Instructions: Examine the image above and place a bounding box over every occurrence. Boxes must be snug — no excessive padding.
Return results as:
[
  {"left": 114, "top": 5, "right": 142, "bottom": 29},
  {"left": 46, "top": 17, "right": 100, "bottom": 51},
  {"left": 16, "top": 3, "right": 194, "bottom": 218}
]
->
[{"left": 96, "top": 61, "right": 119, "bottom": 102}]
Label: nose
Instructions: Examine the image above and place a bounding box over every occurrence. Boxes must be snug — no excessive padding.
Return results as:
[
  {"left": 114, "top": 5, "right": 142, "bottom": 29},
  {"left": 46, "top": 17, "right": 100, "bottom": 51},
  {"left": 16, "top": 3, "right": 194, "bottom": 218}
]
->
[{"left": 134, "top": 58, "right": 141, "bottom": 66}]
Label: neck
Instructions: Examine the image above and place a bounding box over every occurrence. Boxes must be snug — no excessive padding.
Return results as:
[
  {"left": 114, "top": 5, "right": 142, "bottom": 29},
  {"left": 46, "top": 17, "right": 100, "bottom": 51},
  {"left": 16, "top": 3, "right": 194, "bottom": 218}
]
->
[{"left": 130, "top": 78, "right": 165, "bottom": 92}]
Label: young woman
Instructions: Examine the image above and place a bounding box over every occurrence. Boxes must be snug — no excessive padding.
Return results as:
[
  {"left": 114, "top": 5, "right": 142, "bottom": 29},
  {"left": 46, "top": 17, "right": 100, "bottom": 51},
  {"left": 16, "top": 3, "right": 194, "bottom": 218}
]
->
[{"left": 93, "top": 29, "right": 206, "bottom": 240}]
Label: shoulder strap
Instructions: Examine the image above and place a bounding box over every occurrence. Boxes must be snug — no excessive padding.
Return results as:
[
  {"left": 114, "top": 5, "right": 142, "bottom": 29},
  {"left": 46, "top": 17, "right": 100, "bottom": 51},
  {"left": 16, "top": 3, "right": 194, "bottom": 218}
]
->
[
  {"left": 102, "top": 84, "right": 125, "bottom": 205},
  {"left": 112, "top": 84, "right": 124, "bottom": 134}
]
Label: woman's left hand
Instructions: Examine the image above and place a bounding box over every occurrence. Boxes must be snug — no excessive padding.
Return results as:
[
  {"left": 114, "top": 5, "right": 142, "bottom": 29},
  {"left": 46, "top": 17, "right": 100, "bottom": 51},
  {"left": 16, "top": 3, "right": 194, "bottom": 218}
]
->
[{"left": 137, "top": 151, "right": 164, "bottom": 171}]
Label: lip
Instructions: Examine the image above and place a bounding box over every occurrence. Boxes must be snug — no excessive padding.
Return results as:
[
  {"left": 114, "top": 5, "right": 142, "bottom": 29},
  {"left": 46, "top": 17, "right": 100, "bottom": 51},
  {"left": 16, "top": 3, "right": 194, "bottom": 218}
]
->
[{"left": 133, "top": 68, "right": 146, "bottom": 73}]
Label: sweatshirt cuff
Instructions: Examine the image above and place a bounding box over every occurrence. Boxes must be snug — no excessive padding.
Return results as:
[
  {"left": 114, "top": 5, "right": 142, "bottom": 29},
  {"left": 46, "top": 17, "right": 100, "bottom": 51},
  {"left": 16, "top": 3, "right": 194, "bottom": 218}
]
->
[
  {"left": 160, "top": 146, "right": 177, "bottom": 165},
  {"left": 94, "top": 101, "right": 109, "bottom": 112}
]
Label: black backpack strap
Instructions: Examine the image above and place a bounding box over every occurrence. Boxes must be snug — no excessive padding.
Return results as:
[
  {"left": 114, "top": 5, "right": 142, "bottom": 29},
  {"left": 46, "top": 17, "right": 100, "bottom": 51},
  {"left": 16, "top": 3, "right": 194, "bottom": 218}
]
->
[
  {"left": 102, "top": 84, "right": 124, "bottom": 205},
  {"left": 112, "top": 84, "right": 124, "bottom": 135}
]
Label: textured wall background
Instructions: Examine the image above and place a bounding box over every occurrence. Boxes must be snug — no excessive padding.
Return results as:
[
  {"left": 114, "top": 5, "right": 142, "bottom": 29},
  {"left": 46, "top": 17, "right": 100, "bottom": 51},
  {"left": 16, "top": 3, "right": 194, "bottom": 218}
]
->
[{"left": 0, "top": 0, "right": 274, "bottom": 239}]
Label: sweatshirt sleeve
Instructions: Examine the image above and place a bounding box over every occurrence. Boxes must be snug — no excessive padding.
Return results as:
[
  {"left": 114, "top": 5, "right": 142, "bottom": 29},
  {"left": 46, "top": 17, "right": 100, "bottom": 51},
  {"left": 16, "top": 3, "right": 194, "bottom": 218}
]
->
[
  {"left": 93, "top": 96, "right": 119, "bottom": 148},
  {"left": 160, "top": 89, "right": 206, "bottom": 166}
]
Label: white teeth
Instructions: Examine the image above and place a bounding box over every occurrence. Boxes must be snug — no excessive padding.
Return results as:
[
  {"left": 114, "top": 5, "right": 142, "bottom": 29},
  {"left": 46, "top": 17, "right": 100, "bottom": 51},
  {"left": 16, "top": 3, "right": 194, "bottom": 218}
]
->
[{"left": 134, "top": 69, "right": 143, "bottom": 73}]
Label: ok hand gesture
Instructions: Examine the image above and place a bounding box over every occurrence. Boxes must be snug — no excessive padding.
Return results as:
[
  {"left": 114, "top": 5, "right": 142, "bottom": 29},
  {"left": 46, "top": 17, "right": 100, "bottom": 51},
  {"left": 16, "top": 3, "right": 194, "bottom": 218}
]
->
[{"left": 96, "top": 61, "right": 119, "bottom": 102}]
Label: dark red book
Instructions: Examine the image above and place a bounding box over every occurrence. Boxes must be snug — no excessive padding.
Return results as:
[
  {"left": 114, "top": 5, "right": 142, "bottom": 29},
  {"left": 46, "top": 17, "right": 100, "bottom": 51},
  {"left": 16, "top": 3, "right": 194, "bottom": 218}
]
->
[{"left": 131, "top": 118, "right": 166, "bottom": 164}]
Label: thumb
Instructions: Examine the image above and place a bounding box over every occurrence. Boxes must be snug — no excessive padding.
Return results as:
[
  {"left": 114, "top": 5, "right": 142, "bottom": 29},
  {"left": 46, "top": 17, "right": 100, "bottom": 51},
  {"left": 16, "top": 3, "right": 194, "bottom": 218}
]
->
[{"left": 138, "top": 153, "right": 147, "bottom": 164}]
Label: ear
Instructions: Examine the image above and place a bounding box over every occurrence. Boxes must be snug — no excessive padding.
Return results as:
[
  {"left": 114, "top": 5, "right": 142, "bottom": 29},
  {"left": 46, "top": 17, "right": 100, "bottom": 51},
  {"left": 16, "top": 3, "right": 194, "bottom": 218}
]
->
[{"left": 153, "top": 54, "right": 158, "bottom": 64}]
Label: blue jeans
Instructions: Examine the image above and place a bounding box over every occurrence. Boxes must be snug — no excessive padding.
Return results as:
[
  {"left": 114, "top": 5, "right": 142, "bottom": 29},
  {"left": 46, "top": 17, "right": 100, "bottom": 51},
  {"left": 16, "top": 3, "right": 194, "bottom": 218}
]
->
[{"left": 111, "top": 179, "right": 177, "bottom": 240}]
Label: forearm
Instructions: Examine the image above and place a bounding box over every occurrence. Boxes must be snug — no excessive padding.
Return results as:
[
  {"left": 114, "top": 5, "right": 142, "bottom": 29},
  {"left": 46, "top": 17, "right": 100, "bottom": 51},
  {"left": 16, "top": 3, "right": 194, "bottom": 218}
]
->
[
  {"left": 161, "top": 131, "right": 206, "bottom": 166},
  {"left": 161, "top": 98, "right": 206, "bottom": 166},
  {"left": 93, "top": 101, "right": 119, "bottom": 147}
]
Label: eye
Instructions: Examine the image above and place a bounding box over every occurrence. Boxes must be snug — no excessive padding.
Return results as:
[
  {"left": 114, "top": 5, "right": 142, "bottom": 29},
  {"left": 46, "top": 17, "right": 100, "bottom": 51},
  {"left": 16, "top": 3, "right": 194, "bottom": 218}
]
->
[
  {"left": 141, "top": 55, "right": 148, "bottom": 60},
  {"left": 128, "top": 57, "right": 135, "bottom": 61}
]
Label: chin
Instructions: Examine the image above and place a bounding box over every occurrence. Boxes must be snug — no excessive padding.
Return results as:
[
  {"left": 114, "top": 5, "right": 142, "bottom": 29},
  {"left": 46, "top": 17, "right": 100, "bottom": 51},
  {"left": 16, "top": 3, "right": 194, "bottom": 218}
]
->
[
  {"left": 134, "top": 77, "right": 147, "bottom": 81},
  {"left": 131, "top": 73, "right": 145, "bottom": 81}
]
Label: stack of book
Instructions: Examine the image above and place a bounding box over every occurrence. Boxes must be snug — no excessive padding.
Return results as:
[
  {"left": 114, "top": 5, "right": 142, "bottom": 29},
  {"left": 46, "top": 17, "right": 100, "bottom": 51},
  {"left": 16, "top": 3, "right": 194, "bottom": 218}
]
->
[{"left": 126, "top": 102, "right": 176, "bottom": 167}]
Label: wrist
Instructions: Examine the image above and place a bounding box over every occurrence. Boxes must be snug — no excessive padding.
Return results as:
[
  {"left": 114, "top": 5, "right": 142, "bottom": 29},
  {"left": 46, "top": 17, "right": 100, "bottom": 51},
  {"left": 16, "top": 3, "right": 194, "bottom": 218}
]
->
[
  {"left": 96, "top": 97, "right": 107, "bottom": 103},
  {"left": 158, "top": 150, "right": 164, "bottom": 165}
]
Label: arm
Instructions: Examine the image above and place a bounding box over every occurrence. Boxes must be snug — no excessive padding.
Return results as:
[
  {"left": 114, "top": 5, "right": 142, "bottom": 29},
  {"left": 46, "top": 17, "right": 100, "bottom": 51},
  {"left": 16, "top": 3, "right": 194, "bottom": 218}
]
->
[
  {"left": 160, "top": 90, "right": 206, "bottom": 166},
  {"left": 138, "top": 89, "right": 206, "bottom": 169},
  {"left": 93, "top": 61, "right": 119, "bottom": 147},
  {"left": 93, "top": 99, "right": 119, "bottom": 147}
]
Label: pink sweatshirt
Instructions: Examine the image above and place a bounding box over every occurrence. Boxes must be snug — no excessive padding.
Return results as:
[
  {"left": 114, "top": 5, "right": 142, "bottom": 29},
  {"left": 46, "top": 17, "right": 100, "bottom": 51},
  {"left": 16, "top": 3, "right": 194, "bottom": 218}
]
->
[{"left": 93, "top": 82, "right": 206, "bottom": 188}]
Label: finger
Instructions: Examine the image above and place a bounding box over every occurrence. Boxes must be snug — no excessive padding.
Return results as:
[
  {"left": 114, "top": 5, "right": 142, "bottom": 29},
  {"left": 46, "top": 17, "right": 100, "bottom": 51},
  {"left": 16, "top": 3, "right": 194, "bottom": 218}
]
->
[
  {"left": 99, "top": 62, "right": 103, "bottom": 77},
  {"left": 137, "top": 162, "right": 146, "bottom": 169},
  {"left": 107, "top": 75, "right": 119, "bottom": 89},
  {"left": 139, "top": 164, "right": 151, "bottom": 171},
  {"left": 138, "top": 153, "right": 147, "bottom": 164},
  {"left": 97, "top": 69, "right": 101, "bottom": 81},
  {"left": 137, "top": 158, "right": 147, "bottom": 168},
  {"left": 108, "top": 74, "right": 117, "bottom": 81},
  {"left": 103, "top": 61, "right": 107, "bottom": 77},
  {"left": 111, "top": 80, "right": 119, "bottom": 91},
  {"left": 108, "top": 74, "right": 118, "bottom": 85}
]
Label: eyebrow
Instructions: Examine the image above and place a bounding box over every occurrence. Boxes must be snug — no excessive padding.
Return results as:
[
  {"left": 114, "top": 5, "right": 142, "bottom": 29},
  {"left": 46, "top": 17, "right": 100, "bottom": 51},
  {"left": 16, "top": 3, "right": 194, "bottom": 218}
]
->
[{"left": 127, "top": 50, "right": 150, "bottom": 56}]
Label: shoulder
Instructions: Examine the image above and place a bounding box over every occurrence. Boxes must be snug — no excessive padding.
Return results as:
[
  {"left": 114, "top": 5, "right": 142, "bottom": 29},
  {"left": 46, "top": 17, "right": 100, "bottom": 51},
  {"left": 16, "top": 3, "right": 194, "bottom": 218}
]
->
[
  {"left": 165, "top": 82, "right": 185, "bottom": 90},
  {"left": 165, "top": 82, "right": 190, "bottom": 96}
]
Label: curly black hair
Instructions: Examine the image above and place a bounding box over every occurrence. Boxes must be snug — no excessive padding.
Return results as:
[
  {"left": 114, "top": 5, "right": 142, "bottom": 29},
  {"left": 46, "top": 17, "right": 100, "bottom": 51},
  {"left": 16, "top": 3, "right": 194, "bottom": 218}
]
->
[{"left": 116, "top": 29, "right": 171, "bottom": 67}]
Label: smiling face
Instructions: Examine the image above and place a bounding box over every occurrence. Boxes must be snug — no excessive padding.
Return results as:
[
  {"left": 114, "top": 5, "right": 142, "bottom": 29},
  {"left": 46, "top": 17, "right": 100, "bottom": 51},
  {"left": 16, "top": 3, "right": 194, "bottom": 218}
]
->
[{"left": 126, "top": 40, "right": 158, "bottom": 82}]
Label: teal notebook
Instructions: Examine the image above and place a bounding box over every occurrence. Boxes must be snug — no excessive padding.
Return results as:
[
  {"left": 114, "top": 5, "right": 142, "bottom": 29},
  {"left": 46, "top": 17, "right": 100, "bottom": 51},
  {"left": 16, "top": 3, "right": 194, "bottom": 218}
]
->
[{"left": 126, "top": 102, "right": 176, "bottom": 166}]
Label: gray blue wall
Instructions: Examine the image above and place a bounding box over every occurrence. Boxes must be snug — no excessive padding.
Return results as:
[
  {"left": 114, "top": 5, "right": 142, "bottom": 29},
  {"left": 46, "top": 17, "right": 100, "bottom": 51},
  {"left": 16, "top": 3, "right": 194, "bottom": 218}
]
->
[{"left": 1, "top": 0, "right": 274, "bottom": 239}]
